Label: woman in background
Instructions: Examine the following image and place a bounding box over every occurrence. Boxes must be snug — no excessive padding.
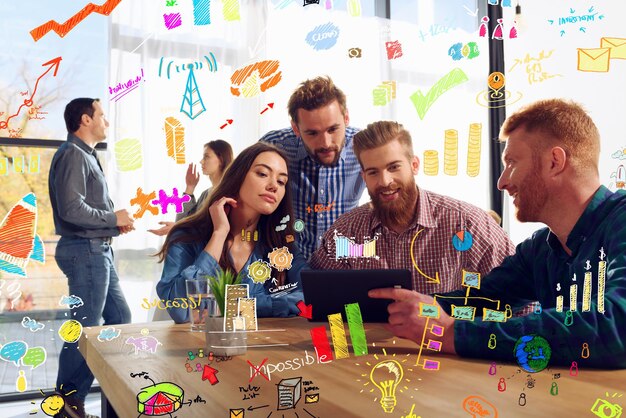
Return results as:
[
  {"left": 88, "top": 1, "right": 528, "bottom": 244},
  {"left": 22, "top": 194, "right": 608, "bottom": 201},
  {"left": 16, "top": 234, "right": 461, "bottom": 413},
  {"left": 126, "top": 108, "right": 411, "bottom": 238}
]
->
[
  {"left": 149, "top": 140, "right": 233, "bottom": 235},
  {"left": 156, "top": 142, "right": 305, "bottom": 322}
]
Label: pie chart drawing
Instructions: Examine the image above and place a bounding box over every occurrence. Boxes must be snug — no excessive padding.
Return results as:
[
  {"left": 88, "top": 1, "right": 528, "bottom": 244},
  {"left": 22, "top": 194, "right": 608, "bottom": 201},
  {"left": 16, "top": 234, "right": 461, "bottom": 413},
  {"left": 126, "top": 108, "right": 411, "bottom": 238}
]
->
[
  {"left": 137, "top": 382, "right": 184, "bottom": 416},
  {"left": 452, "top": 230, "right": 473, "bottom": 252}
]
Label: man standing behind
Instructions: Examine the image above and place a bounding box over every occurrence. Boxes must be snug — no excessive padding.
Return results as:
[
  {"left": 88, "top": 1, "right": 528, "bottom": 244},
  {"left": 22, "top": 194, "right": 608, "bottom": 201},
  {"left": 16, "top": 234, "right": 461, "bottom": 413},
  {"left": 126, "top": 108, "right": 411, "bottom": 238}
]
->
[
  {"left": 311, "top": 121, "right": 515, "bottom": 294},
  {"left": 49, "top": 98, "right": 133, "bottom": 418},
  {"left": 261, "top": 76, "right": 365, "bottom": 259}
]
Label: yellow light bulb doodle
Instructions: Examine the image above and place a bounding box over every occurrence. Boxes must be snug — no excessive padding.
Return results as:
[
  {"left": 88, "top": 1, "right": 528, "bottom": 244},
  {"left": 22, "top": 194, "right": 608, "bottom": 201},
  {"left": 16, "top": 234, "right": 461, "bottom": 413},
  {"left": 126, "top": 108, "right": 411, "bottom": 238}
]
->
[
  {"left": 369, "top": 360, "right": 404, "bottom": 414},
  {"left": 58, "top": 319, "right": 83, "bottom": 343},
  {"left": 410, "top": 229, "right": 440, "bottom": 284}
]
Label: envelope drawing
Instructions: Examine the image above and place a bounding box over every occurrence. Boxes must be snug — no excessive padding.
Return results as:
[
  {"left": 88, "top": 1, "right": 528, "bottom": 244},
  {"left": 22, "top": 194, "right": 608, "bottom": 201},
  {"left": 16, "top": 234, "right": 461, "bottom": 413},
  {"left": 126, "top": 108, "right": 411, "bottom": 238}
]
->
[
  {"left": 305, "top": 394, "right": 320, "bottom": 404},
  {"left": 577, "top": 47, "right": 611, "bottom": 72},
  {"left": 601, "top": 37, "right": 626, "bottom": 60},
  {"left": 230, "top": 408, "right": 245, "bottom": 418}
]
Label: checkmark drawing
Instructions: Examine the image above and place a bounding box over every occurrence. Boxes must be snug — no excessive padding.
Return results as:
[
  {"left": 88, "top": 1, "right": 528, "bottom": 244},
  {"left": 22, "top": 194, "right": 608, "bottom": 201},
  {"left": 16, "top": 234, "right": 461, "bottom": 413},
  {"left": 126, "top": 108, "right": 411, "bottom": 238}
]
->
[{"left": 410, "top": 68, "right": 469, "bottom": 120}]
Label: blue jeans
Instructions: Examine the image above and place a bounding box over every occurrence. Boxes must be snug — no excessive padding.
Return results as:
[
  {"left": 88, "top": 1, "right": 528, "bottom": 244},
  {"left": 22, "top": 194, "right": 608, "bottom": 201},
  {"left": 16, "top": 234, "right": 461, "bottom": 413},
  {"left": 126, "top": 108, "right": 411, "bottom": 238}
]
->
[{"left": 55, "top": 236, "right": 132, "bottom": 401}]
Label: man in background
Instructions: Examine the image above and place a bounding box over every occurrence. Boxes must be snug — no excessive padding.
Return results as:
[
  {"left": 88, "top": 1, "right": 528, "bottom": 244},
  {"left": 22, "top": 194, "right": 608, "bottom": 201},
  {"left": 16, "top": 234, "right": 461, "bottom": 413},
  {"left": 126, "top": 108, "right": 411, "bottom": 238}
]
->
[
  {"left": 261, "top": 76, "right": 365, "bottom": 259},
  {"left": 49, "top": 98, "right": 134, "bottom": 418},
  {"left": 310, "top": 121, "right": 515, "bottom": 294}
]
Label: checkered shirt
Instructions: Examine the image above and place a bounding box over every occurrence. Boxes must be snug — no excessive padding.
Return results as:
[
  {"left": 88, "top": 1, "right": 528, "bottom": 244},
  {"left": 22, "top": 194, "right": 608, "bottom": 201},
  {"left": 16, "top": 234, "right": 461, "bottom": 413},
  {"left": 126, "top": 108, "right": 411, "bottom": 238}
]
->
[
  {"left": 310, "top": 188, "right": 517, "bottom": 295},
  {"left": 260, "top": 126, "right": 366, "bottom": 260}
]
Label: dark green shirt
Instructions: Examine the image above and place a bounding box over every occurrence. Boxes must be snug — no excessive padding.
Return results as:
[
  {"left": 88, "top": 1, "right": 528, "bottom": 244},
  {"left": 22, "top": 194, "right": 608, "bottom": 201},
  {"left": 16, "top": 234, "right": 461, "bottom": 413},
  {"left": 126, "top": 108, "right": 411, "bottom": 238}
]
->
[{"left": 436, "top": 186, "right": 626, "bottom": 368}]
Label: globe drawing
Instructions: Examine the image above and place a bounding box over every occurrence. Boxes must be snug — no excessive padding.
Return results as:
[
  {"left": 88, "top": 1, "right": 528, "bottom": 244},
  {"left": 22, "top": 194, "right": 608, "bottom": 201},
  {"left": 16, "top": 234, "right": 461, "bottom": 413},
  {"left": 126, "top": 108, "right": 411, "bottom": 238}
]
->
[{"left": 513, "top": 334, "right": 552, "bottom": 373}]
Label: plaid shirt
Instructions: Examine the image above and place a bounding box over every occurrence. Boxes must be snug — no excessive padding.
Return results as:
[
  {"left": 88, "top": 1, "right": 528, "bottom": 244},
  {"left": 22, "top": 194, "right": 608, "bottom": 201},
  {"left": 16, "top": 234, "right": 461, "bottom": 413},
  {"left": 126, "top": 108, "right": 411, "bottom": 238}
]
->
[
  {"left": 309, "top": 188, "right": 516, "bottom": 295},
  {"left": 261, "top": 126, "right": 365, "bottom": 260},
  {"left": 438, "top": 186, "right": 626, "bottom": 368}
]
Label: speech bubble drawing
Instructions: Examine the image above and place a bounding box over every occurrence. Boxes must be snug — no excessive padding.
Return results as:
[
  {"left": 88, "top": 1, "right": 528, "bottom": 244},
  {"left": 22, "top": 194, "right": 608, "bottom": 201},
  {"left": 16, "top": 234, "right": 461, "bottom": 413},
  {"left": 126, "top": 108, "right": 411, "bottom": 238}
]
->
[
  {"left": 21, "top": 346, "right": 47, "bottom": 370},
  {"left": 58, "top": 319, "right": 83, "bottom": 343},
  {"left": 462, "top": 395, "right": 498, "bottom": 418},
  {"left": 0, "top": 341, "right": 28, "bottom": 366}
]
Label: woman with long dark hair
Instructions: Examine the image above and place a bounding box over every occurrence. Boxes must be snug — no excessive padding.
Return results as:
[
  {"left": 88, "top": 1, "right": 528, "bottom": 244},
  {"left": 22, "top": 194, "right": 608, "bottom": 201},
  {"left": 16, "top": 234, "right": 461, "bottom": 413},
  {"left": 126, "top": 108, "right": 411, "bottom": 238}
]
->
[{"left": 156, "top": 142, "right": 305, "bottom": 322}]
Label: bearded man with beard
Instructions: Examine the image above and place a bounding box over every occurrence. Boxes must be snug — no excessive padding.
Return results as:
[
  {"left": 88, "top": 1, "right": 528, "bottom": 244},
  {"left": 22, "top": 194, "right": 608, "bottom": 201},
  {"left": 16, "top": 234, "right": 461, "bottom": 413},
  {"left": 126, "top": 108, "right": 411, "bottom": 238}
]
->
[
  {"left": 310, "top": 121, "right": 515, "bottom": 295},
  {"left": 369, "top": 99, "right": 626, "bottom": 369}
]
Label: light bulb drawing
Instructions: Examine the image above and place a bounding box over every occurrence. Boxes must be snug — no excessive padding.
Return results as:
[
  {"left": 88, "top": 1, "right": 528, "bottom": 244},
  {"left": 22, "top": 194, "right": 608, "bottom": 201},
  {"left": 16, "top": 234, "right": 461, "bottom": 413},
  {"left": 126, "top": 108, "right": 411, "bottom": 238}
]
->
[{"left": 369, "top": 359, "right": 404, "bottom": 413}]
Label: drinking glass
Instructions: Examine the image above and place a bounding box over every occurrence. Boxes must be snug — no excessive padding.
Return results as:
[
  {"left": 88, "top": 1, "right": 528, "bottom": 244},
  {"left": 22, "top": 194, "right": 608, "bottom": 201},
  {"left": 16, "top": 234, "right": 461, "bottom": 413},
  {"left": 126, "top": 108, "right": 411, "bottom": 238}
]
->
[{"left": 185, "top": 278, "right": 217, "bottom": 332}]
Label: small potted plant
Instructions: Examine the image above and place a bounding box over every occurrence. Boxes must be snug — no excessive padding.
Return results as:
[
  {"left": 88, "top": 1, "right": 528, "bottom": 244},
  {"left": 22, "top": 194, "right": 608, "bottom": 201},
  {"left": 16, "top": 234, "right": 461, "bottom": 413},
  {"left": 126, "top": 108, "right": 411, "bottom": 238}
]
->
[{"left": 205, "top": 269, "right": 248, "bottom": 356}]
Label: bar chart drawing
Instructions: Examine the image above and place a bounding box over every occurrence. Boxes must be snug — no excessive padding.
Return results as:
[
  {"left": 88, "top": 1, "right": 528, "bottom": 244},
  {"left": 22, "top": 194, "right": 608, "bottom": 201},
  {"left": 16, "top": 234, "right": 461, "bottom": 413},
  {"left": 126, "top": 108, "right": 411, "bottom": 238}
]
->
[
  {"left": 333, "top": 230, "right": 379, "bottom": 260},
  {"left": 555, "top": 248, "right": 607, "bottom": 314},
  {"left": 310, "top": 303, "right": 368, "bottom": 360}
]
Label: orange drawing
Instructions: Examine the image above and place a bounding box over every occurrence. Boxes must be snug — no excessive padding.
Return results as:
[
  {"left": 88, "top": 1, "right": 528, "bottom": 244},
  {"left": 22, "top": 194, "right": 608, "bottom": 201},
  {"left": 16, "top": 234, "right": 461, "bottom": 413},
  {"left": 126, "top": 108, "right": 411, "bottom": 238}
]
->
[
  {"left": 164, "top": 117, "right": 186, "bottom": 164},
  {"left": 30, "top": 0, "right": 123, "bottom": 42},
  {"left": 0, "top": 194, "right": 45, "bottom": 277},
  {"left": 462, "top": 395, "right": 498, "bottom": 418},
  {"left": 130, "top": 188, "right": 158, "bottom": 219},
  {"left": 230, "top": 60, "right": 282, "bottom": 98}
]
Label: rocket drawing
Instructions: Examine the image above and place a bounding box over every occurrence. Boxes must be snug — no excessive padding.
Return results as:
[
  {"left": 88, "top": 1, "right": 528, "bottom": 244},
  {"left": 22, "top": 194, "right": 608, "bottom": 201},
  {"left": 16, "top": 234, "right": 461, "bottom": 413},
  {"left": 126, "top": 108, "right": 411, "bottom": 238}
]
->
[{"left": 0, "top": 193, "right": 45, "bottom": 276}]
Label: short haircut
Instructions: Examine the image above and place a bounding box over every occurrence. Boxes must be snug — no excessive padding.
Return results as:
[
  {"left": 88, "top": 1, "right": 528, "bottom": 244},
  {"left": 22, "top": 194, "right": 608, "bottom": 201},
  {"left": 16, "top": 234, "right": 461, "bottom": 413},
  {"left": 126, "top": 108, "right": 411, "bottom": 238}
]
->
[
  {"left": 353, "top": 121, "right": 413, "bottom": 167},
  {"left": 205, "top": 140, "right": 234, "bottom": 173},
  {"left": 500, "top": 99, "right": 600, "bottom": 174},
  {"left": 287, "top": 76, "right": 347, "bottom": 124},
  {"left": 64, "top": 98, "right": 99, "bottom": 133}
]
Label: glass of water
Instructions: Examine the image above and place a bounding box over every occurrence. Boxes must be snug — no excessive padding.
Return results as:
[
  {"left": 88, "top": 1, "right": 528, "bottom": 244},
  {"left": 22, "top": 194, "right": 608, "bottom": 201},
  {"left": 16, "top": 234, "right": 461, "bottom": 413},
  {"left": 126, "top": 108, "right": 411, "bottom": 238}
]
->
[{"left": 185, "top": 278, "right": 217, "bottom": 332}]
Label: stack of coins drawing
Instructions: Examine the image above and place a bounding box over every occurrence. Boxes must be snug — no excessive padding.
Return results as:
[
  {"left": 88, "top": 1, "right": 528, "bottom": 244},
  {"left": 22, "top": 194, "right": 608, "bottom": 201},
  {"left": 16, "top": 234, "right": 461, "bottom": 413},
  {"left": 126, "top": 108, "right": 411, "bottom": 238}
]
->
[
  {"left": 423, "top": 150, "right": 439, "bottom": 176},
  {"left": 444, "top": 129, "right": 458, "bottom": 176},
  {"left": 164, "top": 116, "right": 186, "bottom": 164},
  {"left": 466, "top": 123, "right": 482, "bottom": 177}
]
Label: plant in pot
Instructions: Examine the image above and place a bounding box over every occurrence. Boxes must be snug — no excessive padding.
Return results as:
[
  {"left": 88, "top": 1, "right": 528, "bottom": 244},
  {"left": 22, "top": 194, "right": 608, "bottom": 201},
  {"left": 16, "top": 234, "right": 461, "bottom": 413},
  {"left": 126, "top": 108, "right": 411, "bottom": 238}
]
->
[{"left": 204, "top": 269, "right": 248, "bottom": 356}]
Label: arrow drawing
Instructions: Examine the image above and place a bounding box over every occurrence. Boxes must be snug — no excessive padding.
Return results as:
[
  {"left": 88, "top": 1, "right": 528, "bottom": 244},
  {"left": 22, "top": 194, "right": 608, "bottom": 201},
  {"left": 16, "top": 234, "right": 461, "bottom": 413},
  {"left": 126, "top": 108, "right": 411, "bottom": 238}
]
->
[
  {"left": 202, "top": 364, "right": 219, "bottom": 385},
  {"left": 220, "top": 119, "right": 233, "bottom": 129},
  {"left": 296, "top": 300, "right": 313, "bottom": 319},
  {"left": 30, "top": 0, "right": 123, "bottom": 42},
  {"left": 260, "top": 103, "right": 274, "bottom": 114},
  {"left": 0, "top": 57, "right": 62, "bottom": 130},
  {"left": 463, "top": 5, "right": 478, "bottom": 16}
]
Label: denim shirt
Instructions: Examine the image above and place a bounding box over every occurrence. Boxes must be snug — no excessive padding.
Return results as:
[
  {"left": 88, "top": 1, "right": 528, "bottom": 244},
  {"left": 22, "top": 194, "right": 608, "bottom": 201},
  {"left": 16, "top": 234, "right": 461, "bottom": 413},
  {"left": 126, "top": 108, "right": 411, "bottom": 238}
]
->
[
  {"left": 49, "top": 133, "right": 118, "bottom": 238},
  {"left": 156, "top": 237, "right": 307, "bottom": 323},
  {"left": 437, "top": 186, "right": 626, "bottom": 368}
]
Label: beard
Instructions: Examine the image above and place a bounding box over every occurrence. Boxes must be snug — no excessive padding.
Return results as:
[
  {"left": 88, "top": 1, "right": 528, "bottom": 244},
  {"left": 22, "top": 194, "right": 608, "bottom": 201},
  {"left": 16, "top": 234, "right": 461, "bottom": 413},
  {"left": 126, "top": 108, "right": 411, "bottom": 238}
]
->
[
  {"left": 370, "top": 179, "right": 418, "bottom": 228},
  {"left": 303, "top": 139, "right": 345, "bottom": 167},
  {"left": 514, "top": 160, "right": 549, "bottom": 222}
]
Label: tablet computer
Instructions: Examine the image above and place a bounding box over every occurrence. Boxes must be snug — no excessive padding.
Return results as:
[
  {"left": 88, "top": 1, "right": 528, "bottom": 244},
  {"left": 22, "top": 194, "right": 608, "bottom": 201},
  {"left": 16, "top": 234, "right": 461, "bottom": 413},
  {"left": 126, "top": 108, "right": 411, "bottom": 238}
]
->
[{"left": 301, "top": 269, "right": 412, "bottom": 322}]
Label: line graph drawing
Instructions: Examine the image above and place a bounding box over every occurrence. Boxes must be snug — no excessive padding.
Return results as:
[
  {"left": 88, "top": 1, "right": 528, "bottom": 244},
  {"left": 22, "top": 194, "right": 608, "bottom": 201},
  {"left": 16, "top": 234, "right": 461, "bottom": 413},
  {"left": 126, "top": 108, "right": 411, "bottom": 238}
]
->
[
  {"left": 0, "top": 57, "right": 62, "bottom": 131},
  {"left": 30, "top": 0, "right": 122, "bottom": 42}
]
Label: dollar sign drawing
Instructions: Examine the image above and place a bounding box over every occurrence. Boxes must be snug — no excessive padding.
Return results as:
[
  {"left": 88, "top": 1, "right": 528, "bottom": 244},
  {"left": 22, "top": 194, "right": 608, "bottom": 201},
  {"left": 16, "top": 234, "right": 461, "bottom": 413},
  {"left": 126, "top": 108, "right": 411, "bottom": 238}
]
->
[
  {"left": 585, "top": 260, "right": 591, "bottom": 270},
  {"left": 556, "top": 283, "right": 561, "bottom": 291}
]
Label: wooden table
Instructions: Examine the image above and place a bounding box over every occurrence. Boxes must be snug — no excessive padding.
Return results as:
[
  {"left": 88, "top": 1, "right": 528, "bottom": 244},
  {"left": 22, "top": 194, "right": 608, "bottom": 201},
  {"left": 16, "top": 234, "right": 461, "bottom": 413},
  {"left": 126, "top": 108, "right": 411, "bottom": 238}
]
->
[{"left": 80, "top": 318, "right": 626, "bottom": 418}]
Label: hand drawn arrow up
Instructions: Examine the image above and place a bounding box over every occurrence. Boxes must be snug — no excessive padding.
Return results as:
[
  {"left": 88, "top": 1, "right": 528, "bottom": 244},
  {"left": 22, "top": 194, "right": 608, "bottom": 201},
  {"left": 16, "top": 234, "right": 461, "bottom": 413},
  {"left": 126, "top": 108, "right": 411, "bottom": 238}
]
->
[{"left": 0, "top": 56, "right": 62, "bottom": 130}]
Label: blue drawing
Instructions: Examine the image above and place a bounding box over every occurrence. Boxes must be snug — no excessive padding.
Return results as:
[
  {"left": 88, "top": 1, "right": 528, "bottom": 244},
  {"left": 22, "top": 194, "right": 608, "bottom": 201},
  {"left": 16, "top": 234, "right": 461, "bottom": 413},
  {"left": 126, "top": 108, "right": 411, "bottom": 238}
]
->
[
  {"left": 305, "top": 22, "right": 340, "bottom": 51},
  {"left": 180, "top": 65, "right": 206, "bottom": 120}
]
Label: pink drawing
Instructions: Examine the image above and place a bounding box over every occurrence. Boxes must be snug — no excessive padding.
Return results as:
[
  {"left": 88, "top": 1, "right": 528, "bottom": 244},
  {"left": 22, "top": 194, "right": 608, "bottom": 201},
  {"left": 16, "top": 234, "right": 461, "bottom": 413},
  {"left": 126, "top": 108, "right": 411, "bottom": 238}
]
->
[
  {"left": 492, "top": 18, "right": 504, "bottom": 40},
  {"left": 151, "top": 188, "right": 190, "bottom": 214},
  {"left": 163, "top": 13, "right": 182, "bottom": 30},
  {"left": 125, "top": 336, "right": 162, "bottom": 354},
  {"left": 479, "top": 16, "right": 489, "bottom": 37},
  {"left": 509, "top": 20, "right": 518, "bottom": 38}
]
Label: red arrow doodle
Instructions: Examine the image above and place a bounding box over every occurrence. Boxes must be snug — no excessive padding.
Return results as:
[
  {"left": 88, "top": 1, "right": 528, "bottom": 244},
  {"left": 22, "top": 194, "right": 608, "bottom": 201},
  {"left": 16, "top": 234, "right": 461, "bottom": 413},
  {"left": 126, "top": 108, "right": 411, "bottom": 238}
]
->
[
  {"left": 260, "top": 103, "right": 274, "bottom": 115},
  {"left": 0, "top": 57, "right": 62, "bottom": 131},
  {"left": 202, "top": 364, "right": 219, "bottom": 385},
  {"left": 220, "top": 119, "right": 233, "bottom": 129},
  {"left": 296, "top": 300, "right": 313, "bottom": 319}
]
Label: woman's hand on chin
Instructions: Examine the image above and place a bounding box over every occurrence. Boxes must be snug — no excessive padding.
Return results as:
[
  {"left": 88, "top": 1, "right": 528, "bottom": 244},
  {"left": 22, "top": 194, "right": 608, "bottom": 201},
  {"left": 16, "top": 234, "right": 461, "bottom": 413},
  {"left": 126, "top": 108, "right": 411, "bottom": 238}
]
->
[{"left": 210, "top": 197, "right": 237, "bottom": 235}]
